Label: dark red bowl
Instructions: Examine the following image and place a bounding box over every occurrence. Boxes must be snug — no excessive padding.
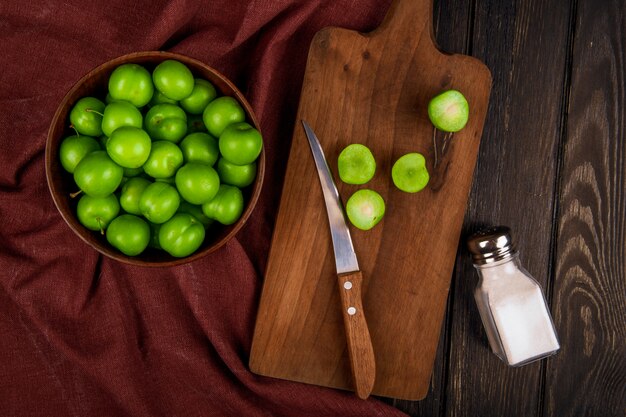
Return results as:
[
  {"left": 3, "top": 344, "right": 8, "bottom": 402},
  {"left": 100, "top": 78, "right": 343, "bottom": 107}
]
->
[{"left": 45, "top": 51, "right": 264, "bottom": 267}]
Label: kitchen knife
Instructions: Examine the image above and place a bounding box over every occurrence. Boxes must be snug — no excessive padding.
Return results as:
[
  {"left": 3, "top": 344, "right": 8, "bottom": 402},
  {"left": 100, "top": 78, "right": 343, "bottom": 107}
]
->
[{"left": 301, "top": 120, "right": 376, "bottom": 400}]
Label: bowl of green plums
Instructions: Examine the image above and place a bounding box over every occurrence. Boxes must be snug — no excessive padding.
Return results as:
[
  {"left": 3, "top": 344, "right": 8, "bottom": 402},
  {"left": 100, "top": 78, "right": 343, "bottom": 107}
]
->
[{"left": 46, "top": 51, "right": 265, "bottom": 266}]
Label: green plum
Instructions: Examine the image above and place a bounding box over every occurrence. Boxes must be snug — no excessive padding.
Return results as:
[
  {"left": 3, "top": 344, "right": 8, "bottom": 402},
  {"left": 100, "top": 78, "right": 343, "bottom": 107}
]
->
[
  {"left": 59, "top": 134, "right": 100, "bottom": 173},
  {"left": 391, "top": 153, "right": 429, "bottom": 193},
  {"left": 177, "top": 200, "right": 214, "bottom": 228},
  {"left": 337, "top": 144, "right": 376, "bottom": 185},
  {"left": 155, "top": 177, "right": 175, "bottom": 184},
  {"left": 118, "top": 176, "right": 129, "bottom": 189},
  {"left": 73, "top": 151, "right": 123, "bottom": 197},
  {"left": 179, "top": 132, "right": 219, "bottom": 165},
  {"left": 98, "top": 135, "right": 109, "bottom": 149},
  {"left": 345, "top": 189, "right": 385, "bottom": 231},
  {"left": 69, "top": 97, "right": 105, "bottom": 136},
  {"left": 148, "top": 222, "right": 162, "bottom": 249},
  {"left": 108, "top": 63, "right": 154, "bottom": 107},
  {"left": 105, "top": 93, "right": 126, "bottom": 104},
  {"left": 152, "top": 60, "right": 194, "bottom": 101},
  {"left": 187, "top": 114, "right": 207, "bottom": 133},
  {"left": 142, "top": 141, "right": 183, "bottom": 179},
  {"left": 427, "top": 89, "right": 469, "bottom": 132},
  {"left": 218, "top": 122, "right": 263, "bottom": 165},
  {"left": 202, "top": 184, "right": 244, "bottom": 225},
  {"left": 216, "top": 158, "right": 256, "bottom": 188},
  {"left": 106, "top": 214, "right": 150, "bottom": 256},
  {"left": 175, "top": 162, "right": 220, "bottom": 205},
  {"left": 202, "top": 96, "right": 245, "bottom": 137},
  {"left": 158, "top": 213, "right": 206, "bottom": 257},
  {"left": 101, "top": 101, "right": 143, "bottom": 137},
  {"left": 119, "top": 177, "right": 151, "bottom": 215},
  {"left": 106, "top": 126, "right": 151, "bottom": 168},
  {"left": 123, "top": 166, "right": 144, "bottom": 177},
  {"left": 145, "top": 103, "right": 187, "bottom": 143},
  {"left": 76, "top": 194, "right": 120, "bottom": 233},
  {"left": 148, "top": 90, "right": 177, "bottom": 107},
  {"left": 139, "top": 182, "right": 180, "bottom": 224},
  {"left": 180, "top": 79, "right": 217, "bottom": 114}
]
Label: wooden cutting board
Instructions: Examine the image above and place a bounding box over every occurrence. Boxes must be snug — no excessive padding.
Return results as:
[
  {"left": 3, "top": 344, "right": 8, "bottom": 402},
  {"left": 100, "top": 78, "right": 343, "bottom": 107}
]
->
[{"left": 249, "top": 0, "right": 491, "bottom": 400}]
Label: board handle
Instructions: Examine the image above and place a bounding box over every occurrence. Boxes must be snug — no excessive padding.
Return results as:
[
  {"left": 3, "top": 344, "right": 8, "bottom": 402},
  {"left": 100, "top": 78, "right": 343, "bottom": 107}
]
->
[
  {"left": 373, "top": 0, "right": 436, "bottom": 48},
  {"left": 337, "top": 271, "right": 376, "bottom": 399}
]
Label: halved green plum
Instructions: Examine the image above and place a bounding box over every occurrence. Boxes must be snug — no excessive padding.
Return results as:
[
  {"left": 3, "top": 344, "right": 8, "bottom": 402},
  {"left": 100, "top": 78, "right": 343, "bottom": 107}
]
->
[
  {"left": 427, "top": 89, "right": 469, "bottom": 132},
  {"left": 391, "top": 153, "right": 429, "bottom": 193},
  {"left": 345, "top": 189, "right": 385, "bottom": 231},
  {"left": 337, "top": 144, "right": 376, "bottom": 185}
]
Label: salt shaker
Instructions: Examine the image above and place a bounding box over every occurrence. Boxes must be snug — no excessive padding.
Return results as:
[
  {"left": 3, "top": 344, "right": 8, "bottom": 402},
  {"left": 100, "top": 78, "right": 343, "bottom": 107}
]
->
[{"left": 466, "top": 226, "right": 560, "bottom": 366}]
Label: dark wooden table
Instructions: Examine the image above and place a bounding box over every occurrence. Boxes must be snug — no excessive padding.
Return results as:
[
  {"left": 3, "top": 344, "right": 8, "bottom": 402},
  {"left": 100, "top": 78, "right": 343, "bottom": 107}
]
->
[{"left": 382, "top": 0, "right": 626, "bottom": 416}]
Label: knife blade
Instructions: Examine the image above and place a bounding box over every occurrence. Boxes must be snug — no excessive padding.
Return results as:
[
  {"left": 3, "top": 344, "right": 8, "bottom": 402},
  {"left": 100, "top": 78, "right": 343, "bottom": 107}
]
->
[{"left": 301, "top": 120, "right": 376, "bottom": 399}]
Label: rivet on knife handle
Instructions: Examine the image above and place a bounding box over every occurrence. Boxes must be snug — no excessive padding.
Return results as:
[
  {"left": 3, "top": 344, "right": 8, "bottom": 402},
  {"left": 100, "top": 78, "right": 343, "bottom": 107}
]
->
[{"left": 338, "top": 271, "right": 376, "bottom": 399}]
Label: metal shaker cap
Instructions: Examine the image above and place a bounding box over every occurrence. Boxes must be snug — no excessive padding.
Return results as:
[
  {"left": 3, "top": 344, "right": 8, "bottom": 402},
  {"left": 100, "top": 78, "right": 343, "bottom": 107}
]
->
[{"left": 467, "top": 226, "right": 517, "bottom": 265}]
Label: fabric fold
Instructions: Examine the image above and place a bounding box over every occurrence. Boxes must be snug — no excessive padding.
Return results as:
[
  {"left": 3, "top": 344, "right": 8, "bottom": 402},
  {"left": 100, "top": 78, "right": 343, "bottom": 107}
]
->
[{"left": 0, "top": 1, "right": 407, "bottom": 416}]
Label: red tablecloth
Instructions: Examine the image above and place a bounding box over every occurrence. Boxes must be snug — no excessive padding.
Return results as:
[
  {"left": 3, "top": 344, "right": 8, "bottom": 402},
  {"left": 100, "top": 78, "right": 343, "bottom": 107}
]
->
[{"left": 0, "top": 1, "right": 408, "bottom": 415}]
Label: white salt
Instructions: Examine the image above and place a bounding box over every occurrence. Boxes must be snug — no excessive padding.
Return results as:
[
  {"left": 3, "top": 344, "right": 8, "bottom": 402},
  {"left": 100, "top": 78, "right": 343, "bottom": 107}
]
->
[{"left": 475, "top": 258, "right": 560, "bottom": 366}]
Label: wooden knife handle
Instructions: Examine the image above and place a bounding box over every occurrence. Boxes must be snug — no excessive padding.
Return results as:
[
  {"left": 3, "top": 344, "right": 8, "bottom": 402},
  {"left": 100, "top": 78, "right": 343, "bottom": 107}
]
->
[{"left": 337, "top": 271, "right": 376, "bottom": 399}]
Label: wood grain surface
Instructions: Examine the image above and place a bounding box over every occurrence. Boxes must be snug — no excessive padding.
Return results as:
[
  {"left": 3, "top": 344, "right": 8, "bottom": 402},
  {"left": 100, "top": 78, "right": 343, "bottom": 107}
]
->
[
  {"left": 444, "top": 0, "right": 574, "bottom": 415},
  {"left": 250, "top": 0, "right": 491, "bottom": 400},
  {"left": 383, "top": 0, "right": 625, "bottom": 415},
  {"left": 383, "top": 0, "right": 475, "bottom": 412},
  {"left": 545, "top": 0, "right": 626, "bottom": 415}
]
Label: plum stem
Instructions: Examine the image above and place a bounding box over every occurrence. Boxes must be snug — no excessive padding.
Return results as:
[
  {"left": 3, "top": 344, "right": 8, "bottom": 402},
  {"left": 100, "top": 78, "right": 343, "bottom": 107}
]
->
[
  {"left": 69, "top": 124, "right": 80, "bottom": 137},
  {"left": 433, "top": 129, "right": 454, "bottom": 169},
  {"left": 86, "top": 108, "right": 104, "bottom": 117},
  {"left": 97, "top": 218, "right": 105, "bottom": 235},
  {"left": 441, "top": 132, "right": 453, "bottom": 155},
  {"left": 69, "top": 190, "right": 83, "bottom": 198}
]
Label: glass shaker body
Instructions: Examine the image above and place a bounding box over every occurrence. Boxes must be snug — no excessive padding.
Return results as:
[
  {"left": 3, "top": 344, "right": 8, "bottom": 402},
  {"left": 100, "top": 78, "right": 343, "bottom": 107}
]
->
[
  {"left": 467, "top": 226, "right": 560, "bottom": 367},
  {"left": 473, "top": 255, "right": 560, "bottom": 366}
]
